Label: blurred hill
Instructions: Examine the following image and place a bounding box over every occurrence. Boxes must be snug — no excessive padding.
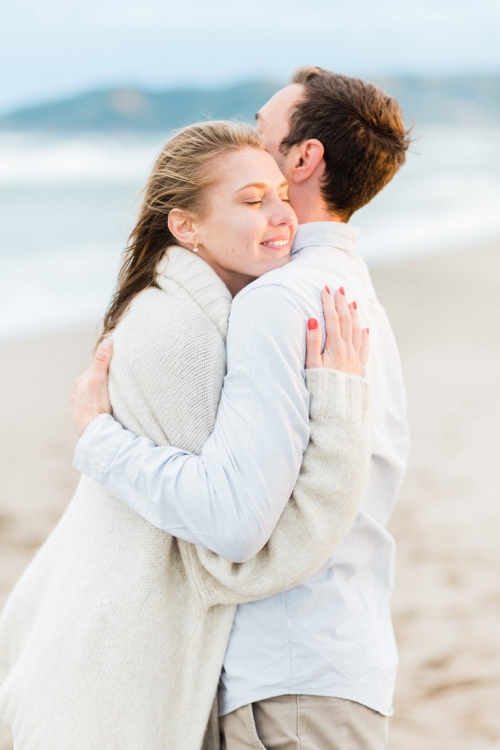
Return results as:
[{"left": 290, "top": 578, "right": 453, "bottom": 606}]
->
[
  {"left": 377, "top": 75, "right": 500, "bottom": 126},
  {"left": 0, "top": 81, "right": 281, "bottom": 132},
  {"left": 0, "top": 76, "right": 499, "bottom": 131}
]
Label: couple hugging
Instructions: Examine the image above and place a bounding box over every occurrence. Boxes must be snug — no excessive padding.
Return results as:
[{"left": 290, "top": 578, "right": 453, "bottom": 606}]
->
[{"left": 0, "top": 66, "right": 410, "bottom": 750}]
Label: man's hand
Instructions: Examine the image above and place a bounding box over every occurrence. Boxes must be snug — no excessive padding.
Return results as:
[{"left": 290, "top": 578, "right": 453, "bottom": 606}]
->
[{"left": 72, "top": 337, "right": 114, "bottom": 437}]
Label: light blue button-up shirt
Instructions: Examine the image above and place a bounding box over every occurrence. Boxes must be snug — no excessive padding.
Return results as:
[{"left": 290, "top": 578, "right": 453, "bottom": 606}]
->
[{"left": 74, "top": 222, "right": 409, "bottom": 717}]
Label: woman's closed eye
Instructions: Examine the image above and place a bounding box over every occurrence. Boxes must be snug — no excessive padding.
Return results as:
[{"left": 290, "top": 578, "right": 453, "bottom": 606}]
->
[{"left": 245, "top": 195, "right": 289, "bottom": 205}]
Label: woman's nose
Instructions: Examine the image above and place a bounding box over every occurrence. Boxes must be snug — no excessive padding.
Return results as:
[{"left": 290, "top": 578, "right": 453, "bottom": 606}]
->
[{"left": 270, "top": 197, "right": 296, "bottom": 226}]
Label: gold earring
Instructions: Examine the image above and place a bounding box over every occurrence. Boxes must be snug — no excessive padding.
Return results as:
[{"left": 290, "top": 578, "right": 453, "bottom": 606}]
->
[{"left": 193, "top": 238, "right": 199, "bottom": 253}]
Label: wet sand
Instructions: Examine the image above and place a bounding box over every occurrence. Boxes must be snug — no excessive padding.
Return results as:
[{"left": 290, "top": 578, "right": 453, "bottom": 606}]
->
[{"left": 1, "top": 242, "right": 500, "bottom": 749}]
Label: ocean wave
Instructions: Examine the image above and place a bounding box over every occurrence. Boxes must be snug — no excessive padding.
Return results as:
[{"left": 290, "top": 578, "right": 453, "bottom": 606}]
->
[
  {"left": 0, "top": 132, "right": 163, "bottom": 186},
  {"left": 0, "top": 246, "right": 119, "bottom": 343},
  {"left": 2, "top": 126, "right": 500, "bottom": 342}
]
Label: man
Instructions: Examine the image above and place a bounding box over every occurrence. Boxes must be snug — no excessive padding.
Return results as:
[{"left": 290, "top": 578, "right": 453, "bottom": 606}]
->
[{"left": 72, "top": 67, "right": 410, "bottom": 749}]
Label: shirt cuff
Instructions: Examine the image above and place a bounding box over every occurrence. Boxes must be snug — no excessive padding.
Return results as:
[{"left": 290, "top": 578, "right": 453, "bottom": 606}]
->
[
  {"left": 305, "top": 368, "right": 373, "bottom": 426},
  {"left": 73, "top": 413, "right": 126, "bottom": 483}
]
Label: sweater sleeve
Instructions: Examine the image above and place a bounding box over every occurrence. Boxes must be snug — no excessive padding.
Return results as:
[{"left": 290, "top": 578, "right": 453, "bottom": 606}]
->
[
  {"left": 75, "top": 285, "right": 310, "bottom": 562},
  {"left": 184, "top": 365, "right": 372, "bottom": 606},
  {"left": 74, "top": 284, "right": 371, "bottom": 576}
]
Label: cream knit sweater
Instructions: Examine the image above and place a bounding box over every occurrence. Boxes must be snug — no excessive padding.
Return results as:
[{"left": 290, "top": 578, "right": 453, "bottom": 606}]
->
[{"left": 0, "top": 247, "right": 372, "bottom": 750}]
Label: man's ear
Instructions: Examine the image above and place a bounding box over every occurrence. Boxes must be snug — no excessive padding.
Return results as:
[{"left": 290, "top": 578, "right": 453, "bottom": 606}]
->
[
  {"left": 168, "top": 208, "right": 197, "bottom": 247},
  {"left": 289, "top": 139, "right": 325, "bottom": 184}
]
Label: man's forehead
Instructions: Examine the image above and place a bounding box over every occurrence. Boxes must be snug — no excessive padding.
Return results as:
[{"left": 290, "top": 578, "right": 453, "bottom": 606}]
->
[{"left": 257, "top": 84, "right": 304, "bottom": 122}]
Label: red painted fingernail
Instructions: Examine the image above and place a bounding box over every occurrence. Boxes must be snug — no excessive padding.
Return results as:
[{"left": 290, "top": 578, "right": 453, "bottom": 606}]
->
[
  {"left": 353, "top": 301, "right": 357, "bottom": 310},
  {"left": 325, "top": 285, "right": 331, "bottom": 294},
  {"left": 339, "top": 287, "right": 345, "bottom": 295},
  {"left": 367, "top": 328, "right": 370, "bottom": 334},
  {"left": 308, "top": 318, "right": 319, "bottom": 330}
]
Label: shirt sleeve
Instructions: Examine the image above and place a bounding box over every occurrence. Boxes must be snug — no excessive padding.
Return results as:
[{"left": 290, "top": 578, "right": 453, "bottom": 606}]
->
[{"left": 73, "top": 284, "right": 312, "bottom": 563}]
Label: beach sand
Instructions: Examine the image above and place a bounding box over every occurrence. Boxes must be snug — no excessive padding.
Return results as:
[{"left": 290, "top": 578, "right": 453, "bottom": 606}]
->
[{"left": 1, "top": 242, "right": 499, "bottom": 749}]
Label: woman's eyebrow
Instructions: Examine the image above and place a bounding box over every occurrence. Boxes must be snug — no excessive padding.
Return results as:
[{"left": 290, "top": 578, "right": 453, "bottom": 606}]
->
[
  {"left": 236, "top": 180, "right": 288, "bottom": 193},
  {"left": 235, "top": 182, "right": 268, "bottom": 192}
]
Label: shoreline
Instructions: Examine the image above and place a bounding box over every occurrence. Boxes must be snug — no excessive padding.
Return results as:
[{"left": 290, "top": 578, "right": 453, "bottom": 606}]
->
[
  {"left": 1, "top": 241, "right": 500, "bottom": 749},
  {"left": 1, "top": 228, "right": 500, "bottom": 352}
]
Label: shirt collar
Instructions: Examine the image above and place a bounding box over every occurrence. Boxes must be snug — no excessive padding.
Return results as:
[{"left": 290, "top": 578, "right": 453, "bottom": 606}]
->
[{"left": 291, "top": 221, "right": 360, "bottom": 256}]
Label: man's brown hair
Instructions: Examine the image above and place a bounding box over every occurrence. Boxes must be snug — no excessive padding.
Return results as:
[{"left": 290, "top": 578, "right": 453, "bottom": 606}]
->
[{"left": 281, "top": 66, "right": 411, "bottom": 220}]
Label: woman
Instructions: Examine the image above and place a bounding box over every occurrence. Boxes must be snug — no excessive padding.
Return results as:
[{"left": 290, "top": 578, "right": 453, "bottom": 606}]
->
[{"left": 0, "top": 122, "right": 371, "bottom": 750}]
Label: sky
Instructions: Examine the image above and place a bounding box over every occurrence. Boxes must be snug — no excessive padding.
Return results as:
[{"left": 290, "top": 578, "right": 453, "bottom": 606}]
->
[{"left": 1, "top": 0, "right": 499, "bottom": 114}]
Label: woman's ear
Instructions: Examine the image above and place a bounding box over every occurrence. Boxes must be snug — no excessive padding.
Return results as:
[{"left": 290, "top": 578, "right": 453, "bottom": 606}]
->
[
  {"left": 289, "top": 139, "right": 325, "bottom": 184},
  {"left": 168, "top": 209, "right": 197, "bottom": 248}
]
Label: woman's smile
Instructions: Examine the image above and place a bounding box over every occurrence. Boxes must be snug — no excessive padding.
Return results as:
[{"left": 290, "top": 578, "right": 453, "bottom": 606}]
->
[{"left": 260, "top": 236, "right": 290, "bottom": 250}]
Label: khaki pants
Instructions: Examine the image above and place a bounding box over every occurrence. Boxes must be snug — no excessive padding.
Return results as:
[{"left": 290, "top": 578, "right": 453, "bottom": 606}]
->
[{"left": 220, "top": 695, "right": 389, "bottom": 750}]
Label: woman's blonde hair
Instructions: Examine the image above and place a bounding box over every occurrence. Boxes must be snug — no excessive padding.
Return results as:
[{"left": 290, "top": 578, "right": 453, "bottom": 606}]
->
[{"left": 100, "top": 121, "right": 265, "bottom": 342}]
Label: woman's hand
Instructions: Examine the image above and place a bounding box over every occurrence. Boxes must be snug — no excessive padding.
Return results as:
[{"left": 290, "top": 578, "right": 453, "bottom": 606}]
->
[{"left": 306, "top": 286, "right": 369, "bottom": 376}]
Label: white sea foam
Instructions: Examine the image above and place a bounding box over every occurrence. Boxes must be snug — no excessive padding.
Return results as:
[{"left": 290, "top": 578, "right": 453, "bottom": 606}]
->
[
  {"left": 0, "top": 131, "right": 161, "bottom": 185},
  {"left": 0, "top": 244, "right": 121, "bottom": 342},
  {"left": 1, "top": 127, "right": 499, "bottom": 344},
  {"left": 355, "top": 126, "right": 500, "bottom": 262}
]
